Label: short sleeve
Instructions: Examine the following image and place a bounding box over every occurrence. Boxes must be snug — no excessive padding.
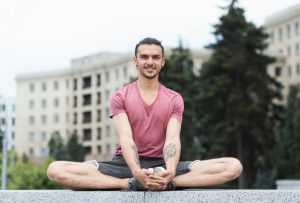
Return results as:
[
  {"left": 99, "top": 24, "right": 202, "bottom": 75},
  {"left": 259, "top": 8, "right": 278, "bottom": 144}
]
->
[
  {"left": 110, "top": 92, "right": 126, "bottom": 118},
  {"left": 171, "top": 95, "right": 184, "bottom": 123}
]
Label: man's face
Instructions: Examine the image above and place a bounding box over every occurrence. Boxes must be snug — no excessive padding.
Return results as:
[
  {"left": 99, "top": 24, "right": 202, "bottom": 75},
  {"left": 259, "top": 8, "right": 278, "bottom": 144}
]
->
[{"left": 134, "top": 44, "right": 165, "bottom": 80}]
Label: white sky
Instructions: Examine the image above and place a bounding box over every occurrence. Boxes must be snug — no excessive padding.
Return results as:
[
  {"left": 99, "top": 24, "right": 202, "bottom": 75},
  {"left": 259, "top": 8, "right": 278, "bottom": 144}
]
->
[{"left": 1, "top": 0, "right": 300, "bottom": 98}]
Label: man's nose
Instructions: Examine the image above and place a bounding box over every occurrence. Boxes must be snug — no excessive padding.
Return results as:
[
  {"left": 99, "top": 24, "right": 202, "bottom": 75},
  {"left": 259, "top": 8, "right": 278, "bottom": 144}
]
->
[{"left": 147, "top": 57, "right": 154, "bottom": 65}]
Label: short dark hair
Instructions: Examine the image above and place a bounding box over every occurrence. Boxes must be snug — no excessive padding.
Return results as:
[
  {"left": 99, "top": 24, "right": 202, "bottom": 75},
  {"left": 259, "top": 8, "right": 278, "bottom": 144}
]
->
[{"left": 135, "top": 37, "right": 164, "bottom": 57}]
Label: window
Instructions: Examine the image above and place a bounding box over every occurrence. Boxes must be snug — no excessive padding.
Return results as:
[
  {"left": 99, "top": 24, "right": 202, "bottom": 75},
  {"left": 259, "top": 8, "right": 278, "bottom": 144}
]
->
[
  {"left": 66, "top": 79, "right": 69, "bottom": 89},
  {"left": 275, "top": 67, "right": 282, "bottom": 77},
  {"left": 123, "top": 66, "right": 128, "bottom": 78},
  {"left": 73, "top": 113, "right": 77, "bottom": 124},
  {"left": 54, "top": 98, "right": 59, "bottom": 107},
  {"left": 269, "top": 31, "right": 274, "bottom": 43},
  {"left": 287, "top": 46, "right": 291, "bottom": 57},
  {"left": 40, "top": 131, "right": 47, "bottom": 141},
  {"left": 106, "top": 144, "right": 111, "bottom": 153},
  {"left": 54, "top": 114, "right": 59, "bottom": 123},
  {"left": 29, "top": 132, "right": 34, "bottom": 141},
  {"left": 54, "top": 80, "right": 59, "bottom": 90},
  {"left": 106, "top": 125, "right": 111, "bottom": 137},
  {"left": 279, "top": 28, "right": 282, "bottom": 41},
  {"left": 41, "top": 82, "right": 47, "bottom": 91},
  {"left": 66, "top": 97, "right": 69, "bottom": 106},
  {"left": 83, "top": 129, "right": 92, "bottom": 141},
  {"left": 105, "top": 90, "right": 110, "bottom": 101},
  {"left": 41, "top": 115, "right": 47, "bottom": 124},
  {"left": 296, "top": 44, "right": 299, "bottom": 56},
  {"left": 41, "top": 99, "right": 47, "bottom": 108},
  {"left": 11, "top": 132, "right": 15, "bottom": 140},
  {"left": 29, "top": 148, "right": 34, "bottom": 156},
  {"left": 1, "top": 104, "right": 6, "bottom": 111},
  {"left": 287, "top": 24, "right": 291, "bottom": 38},
  {"left": 97, "top": 92, "right": 101, "bottom": 105},
  {"left": 73, "top": 96, "right": 77, "bottom": 108},
  {"left": 82, "top": 111, "right": 92, "bottom": 124},
  {"left": 297, "top": 64, "right": 300, "bottom": 75},
  {"left": 73, "top": 79, "right": 77, "bottom": 90},
  {"left": 83, "top": 94, "right": 92, "bottom": 106},
  {"left": 40, "top": 147, "right": 47, "bottom": 157},
  {"left": 1, "top": 118, "right": 5, "bottom": 125},
  {"left": 66, "top": 113, "right": 69, "bottom": 123},
  {"left": 12, "top": 118, "right": 15, "bottom": 125},
  {"left": 29, "top": 83, "right": 35, "bottom": 93},
  {"left": 105, "top": 107, "right": 110, "bottom": 118},
  {"left": 295, "top": 21, "right": 299, "bottom": 36},
  {"left": 84, "top": 146, "right": 92, "bottom": 154},
  {"left": 115, "top": 69, "right": 119, "bottom": 80},
  {"left": 97, "top": 109, "right": 101, "bottom": 122},
  {"left": 29, "top": 116, "right": 35, "bottom": 125},
  {"left": 105, "top": 71, "right": 110, "bottom": 82},
  {"left": 29, "top": 100, "right": 34, "bottom": 109},
  {"left": 97, "top": 127, "right": 102, "bottom": 140},
  {"left": 97, "top": 74, "right": 101, "bottom": 87},
  {"left": 82, "top": 76, "right": 92, "bottom": 89},
  {"left": 288, "top": 65, "right": 292, "bottom": 77},
  {"left": 12, "top": 105, "right": 15, "bottom": 112},
  {"left": 97, "top": 145, "right": 102, "bottom": 153}
]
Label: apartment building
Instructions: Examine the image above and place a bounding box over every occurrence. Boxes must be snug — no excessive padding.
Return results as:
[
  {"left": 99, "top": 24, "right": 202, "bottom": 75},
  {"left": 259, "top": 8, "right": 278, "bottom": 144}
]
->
[
  {"left": 265, "top": 3, "right": 300, "bottom": 101},
  {"left": 15, "top": 69, "right": 71, "bottom": 162},
  {"left": 0, "top": 96, "right": 16, "bottom": 151},
  {"left": 15, "top": 52, "right": 137, "bottom": 161}
]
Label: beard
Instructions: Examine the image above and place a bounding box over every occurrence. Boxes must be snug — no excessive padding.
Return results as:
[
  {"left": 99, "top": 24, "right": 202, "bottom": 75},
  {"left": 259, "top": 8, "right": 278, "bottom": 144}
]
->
[{"left": 139, "top": 65, "right": 161, "bottom": 79}]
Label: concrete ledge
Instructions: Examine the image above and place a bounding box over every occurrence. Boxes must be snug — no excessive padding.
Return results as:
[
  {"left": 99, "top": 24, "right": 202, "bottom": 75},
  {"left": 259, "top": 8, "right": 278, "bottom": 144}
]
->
[{"left": 0, "top": 190, "right": 300, "bottom": 203}]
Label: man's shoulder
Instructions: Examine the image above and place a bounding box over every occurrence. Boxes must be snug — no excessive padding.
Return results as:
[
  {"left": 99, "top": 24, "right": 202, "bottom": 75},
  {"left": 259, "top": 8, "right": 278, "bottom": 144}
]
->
[
  {"left": 113, "top": 81, "right": 136, "bottom": 96},
  {"left": 160, "top": 84, "right": 182, "bottom": 99}
]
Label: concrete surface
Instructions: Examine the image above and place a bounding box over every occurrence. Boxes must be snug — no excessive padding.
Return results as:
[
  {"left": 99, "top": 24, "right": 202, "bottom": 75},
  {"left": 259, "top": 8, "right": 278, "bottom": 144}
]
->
[{"left": 0, "top": 190, "right": 300, "bottom": 203}]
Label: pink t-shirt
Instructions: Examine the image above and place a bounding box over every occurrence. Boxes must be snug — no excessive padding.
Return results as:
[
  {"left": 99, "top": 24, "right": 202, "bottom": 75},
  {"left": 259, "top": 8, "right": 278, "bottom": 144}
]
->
[{"left": 110, "top": 81, "right": 184, "bottom": 158}]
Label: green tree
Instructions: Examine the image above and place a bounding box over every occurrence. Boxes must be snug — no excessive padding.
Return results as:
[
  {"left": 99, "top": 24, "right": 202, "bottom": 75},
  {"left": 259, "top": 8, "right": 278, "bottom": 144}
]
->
[
  {"left": 66, "top": 133, "right": 85, "bottom": 161},
  {"left": 8, "top": 157, "right": 63, "bottom": 189},
  {"left": 48, "top": 132, "right": 67, "bottom": 160},
  {"left": 197, "top": 0, "right": 282, "bottom": 188},
  {"left": 277, "top": 85, "right": 300, "bottom": 179},
  {"left": 160, "top": 40, "right": 203, "bottom": 160},
  {"left": 0, "top": 129, "right": 3, "bottom": 152}
]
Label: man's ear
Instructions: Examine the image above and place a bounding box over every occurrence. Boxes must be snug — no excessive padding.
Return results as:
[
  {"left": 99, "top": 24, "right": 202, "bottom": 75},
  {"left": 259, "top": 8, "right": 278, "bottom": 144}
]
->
[
  {"left": 161, "top": 57, "right": 166, "bottom": 67},
  {"left": 133, "top": 56, "right": 138, "bottom": 67}
]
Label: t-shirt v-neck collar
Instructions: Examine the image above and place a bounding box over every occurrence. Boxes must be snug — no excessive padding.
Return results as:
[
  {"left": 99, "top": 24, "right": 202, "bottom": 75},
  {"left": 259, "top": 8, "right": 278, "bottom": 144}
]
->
[{"left": 135, "top": 81, "right": 161, "bottom": 108}]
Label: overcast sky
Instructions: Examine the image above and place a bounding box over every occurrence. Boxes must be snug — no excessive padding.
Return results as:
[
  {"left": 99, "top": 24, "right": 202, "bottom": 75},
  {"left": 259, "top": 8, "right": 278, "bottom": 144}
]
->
[{"left": 1, "top": 0, "right": 300, "bottom": 98}]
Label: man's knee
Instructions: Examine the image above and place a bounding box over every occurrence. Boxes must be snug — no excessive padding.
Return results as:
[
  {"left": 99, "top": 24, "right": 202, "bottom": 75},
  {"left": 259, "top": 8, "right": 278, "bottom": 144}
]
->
[
  {"left": 225, "top": 158, "right": 243, "bottom": 179},
  {"left": 47, "top": 161, "right": 68, "bottom": 182}
]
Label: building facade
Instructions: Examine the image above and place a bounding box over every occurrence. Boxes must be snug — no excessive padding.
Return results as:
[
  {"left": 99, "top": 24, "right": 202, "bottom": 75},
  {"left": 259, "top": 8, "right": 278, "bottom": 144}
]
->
[
  {"left": 265, "top": 3, "right": 300, "bottom": 101},
  {"left": 0, "top": 96, "right": 16, "bottom": 151}
]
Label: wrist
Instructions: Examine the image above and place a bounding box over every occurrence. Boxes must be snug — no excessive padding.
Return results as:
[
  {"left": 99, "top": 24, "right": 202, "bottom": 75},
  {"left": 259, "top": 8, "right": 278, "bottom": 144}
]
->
[{"left": 132, "top": 168, "right": 142, "bottom": 178}]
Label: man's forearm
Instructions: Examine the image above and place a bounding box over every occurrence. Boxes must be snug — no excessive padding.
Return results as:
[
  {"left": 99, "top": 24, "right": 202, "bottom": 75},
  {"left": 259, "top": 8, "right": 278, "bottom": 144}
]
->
[
  {"left": 163, "top": 139, "right": 181, "bottom": 174},
  {"left": 120, "top": 137, "right": 141, "bottom": 175}
]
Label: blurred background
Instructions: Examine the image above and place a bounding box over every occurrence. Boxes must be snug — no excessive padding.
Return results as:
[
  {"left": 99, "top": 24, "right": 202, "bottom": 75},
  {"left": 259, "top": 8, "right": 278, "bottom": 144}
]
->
[{"left": 0, "top": 0, "right": 300, "bottom": 189}]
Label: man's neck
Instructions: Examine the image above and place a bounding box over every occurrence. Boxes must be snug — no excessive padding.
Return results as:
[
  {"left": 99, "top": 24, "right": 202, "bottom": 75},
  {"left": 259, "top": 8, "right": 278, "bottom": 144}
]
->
[{"left": 136, "top": 77, "right": 159, "bottom": 92}]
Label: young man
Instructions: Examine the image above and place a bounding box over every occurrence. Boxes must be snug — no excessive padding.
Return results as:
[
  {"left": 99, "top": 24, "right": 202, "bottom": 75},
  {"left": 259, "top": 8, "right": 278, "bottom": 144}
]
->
[{"left": 47, "top": 37, "right": 243, "bottom": 191}]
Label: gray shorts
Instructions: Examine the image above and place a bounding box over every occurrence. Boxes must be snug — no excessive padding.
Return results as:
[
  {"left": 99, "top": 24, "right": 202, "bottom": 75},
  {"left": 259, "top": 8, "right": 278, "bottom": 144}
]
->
[{"left": 97, "top": 155, "right": 194, "bottom": 179}]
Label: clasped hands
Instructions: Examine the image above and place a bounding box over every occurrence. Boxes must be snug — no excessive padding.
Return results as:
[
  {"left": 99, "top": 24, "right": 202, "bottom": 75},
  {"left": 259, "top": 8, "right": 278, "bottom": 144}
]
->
[{"left": 134, "top": 168, "right": 175, "bottom": 191}]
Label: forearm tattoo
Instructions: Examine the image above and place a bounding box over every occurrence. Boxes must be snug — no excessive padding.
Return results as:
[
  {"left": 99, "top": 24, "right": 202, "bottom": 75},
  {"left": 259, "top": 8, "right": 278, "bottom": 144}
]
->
[
  {"left": 163, "top": 143, "right": 176, "bottom": 162},
  {"left": 131, "top": 145, "right": 140, "bottom": 165}
]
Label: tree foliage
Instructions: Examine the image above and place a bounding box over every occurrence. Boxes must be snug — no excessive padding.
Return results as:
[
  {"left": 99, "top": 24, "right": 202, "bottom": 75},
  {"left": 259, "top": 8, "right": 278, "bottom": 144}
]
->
[
  {"left": 7, "top": 157, "right": 63, "bottom": 189},
  {"left": 160, "top": 40, "right": 204, "bottom": 160},
  {"left": 66, "top": 133, "right": 85, "bottom": 162},
  {"left": 48, "top": 132, "right": 67, "bottom": 160},
  {"left": 196, "top": 0, "right": 282, "bottom": 188},
  {"left": 48, "top": 132, "right": 85, "bottom": 161},
  {"left": 276, "top": 85, "right": 300, "bottom": 179}
]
